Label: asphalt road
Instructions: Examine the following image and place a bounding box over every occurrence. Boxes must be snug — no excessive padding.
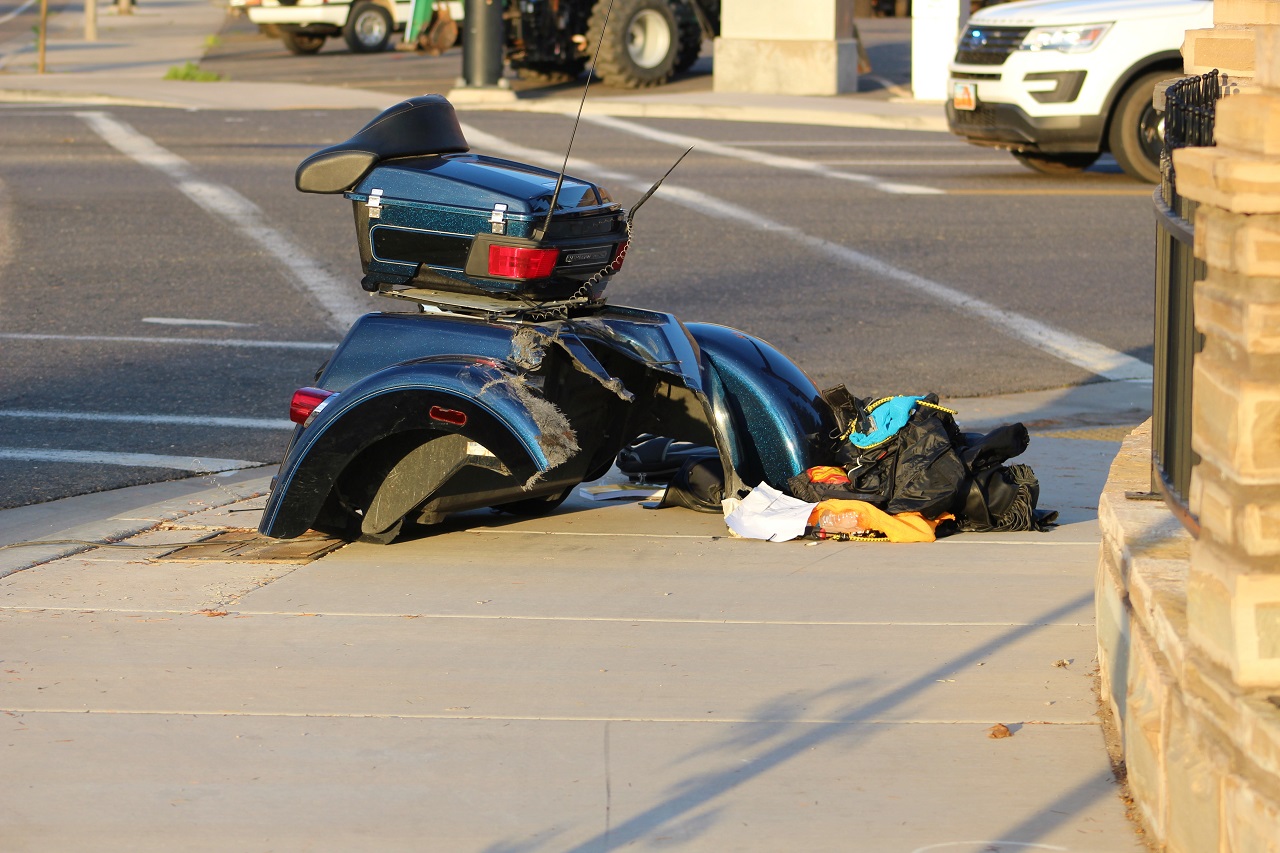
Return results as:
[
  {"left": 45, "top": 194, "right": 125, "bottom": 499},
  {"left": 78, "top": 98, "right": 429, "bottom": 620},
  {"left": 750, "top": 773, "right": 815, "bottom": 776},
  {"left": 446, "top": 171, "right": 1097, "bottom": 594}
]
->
[{"left": 0, "top": 61, "right": 1158, "bottom": 509}]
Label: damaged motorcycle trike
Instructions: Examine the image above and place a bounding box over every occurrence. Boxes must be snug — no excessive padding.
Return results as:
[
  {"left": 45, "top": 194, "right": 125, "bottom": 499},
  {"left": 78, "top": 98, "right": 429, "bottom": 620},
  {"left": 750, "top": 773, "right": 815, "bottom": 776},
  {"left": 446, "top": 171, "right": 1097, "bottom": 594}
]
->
[{"left": 259, "top": 96, "right": 838, "bottom": 543}]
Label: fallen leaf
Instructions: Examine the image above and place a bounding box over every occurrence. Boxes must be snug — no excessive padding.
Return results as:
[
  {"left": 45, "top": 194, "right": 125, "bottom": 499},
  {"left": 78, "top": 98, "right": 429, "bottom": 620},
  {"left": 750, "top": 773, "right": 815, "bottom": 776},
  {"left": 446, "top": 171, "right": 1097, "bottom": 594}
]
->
[
  {"left": 200, "top": 610, "right": 228, "bottom": 618},
  {"left": 1054, "top": 659, "right": 1072, "bottom": 668},
  {"left": 988, "top": 723, "right": 1013, "bottom": 739}
]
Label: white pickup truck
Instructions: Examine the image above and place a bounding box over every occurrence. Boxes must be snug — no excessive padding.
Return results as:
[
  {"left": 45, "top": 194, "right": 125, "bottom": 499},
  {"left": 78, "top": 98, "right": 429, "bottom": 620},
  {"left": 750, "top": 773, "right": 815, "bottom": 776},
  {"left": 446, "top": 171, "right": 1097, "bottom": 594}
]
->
[
  {"left": 946, "top": 0, "right": 1214, "bottom": 181},
  {"left": 230, "top": 0, "right": 462, "bottom": 55}
]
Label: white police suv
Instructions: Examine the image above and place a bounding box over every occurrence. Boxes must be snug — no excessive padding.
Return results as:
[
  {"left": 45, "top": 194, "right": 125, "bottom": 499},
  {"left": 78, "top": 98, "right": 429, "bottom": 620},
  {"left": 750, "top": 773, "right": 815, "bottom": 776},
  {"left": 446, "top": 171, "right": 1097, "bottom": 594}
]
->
[{"left": 946, "top": 0, "right": 1214, "bottom": 181}]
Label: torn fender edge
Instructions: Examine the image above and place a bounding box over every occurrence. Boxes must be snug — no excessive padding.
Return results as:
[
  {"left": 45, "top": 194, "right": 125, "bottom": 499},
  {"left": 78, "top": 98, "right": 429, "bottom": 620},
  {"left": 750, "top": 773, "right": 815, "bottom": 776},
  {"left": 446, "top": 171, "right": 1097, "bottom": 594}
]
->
[{"left": 259, "top": 359, "right": 558, "bottom": 539}]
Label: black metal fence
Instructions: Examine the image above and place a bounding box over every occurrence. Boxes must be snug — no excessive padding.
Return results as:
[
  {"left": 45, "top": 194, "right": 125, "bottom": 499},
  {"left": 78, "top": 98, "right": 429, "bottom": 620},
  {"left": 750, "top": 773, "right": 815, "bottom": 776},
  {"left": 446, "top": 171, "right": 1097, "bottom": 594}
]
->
[{"left": 1149, "top": 70, "right": 1221, "bottom": 536}]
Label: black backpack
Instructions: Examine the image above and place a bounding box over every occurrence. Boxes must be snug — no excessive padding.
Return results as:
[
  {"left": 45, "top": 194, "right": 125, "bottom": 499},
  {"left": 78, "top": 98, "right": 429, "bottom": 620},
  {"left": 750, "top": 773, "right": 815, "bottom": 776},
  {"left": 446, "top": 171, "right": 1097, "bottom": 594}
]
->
[{"left": 810, "top": 387, "right": 1056, "bottom": 531}]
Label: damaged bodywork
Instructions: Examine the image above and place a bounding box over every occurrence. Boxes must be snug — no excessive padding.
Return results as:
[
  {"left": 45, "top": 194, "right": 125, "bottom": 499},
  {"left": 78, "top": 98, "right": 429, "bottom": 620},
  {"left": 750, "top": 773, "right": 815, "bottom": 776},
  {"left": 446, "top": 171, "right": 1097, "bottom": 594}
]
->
[
  {"left": 259, "top": 95, "right": 838, "bottom": 543},
  {"left": 259, "top": 307, "right": 837, "bottom": 543}
]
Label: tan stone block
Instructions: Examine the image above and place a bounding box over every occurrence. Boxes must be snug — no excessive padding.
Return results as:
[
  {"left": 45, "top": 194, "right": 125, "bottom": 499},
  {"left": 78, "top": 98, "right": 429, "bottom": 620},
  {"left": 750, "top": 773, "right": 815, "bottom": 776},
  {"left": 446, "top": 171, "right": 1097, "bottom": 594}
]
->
[
  {"left": 1215, "top": 0, "right": 1280, "bottom": 26},
  {"left": 1194, "top": 471, "right": 1238, "bottom": 547},
  {"left": 1258, "top": 26, "right": 1280, "bottom": 90},
  {"left": 1215, "top": 93, "right": 1280, "bottom": 155},
  {"left": 1096, "top": 558, "right": 1130, "bottom": 716},
  {"left": 1241, "top": 692, "right": 1280, "bottom": 785},
  {"left": 1223, "top": 773, "right": 1280, "bottom": 853},
  {"left": 1196, "top": 269, "right": 1280, "bottom": 356},
  {"left": 1165, "top": 693, "right": 1225, "bottom": 853},
  {"left": 1175, "top": 146, "right": 1280, "bottom": 214},
  {"left": 1192, "top": 353, "right": 1242, "bottom": 468},
  {"left": 1184, "top": 652, "right": 1247, "bottom": 747},
  {"left": 1184, "top": 26, "right": 1257, "bottom": 77},
  {"left": 1195, "top": 206, "right": 1280, "bottom": 276},
  {"left": 1190, "top": 543, "right": 1241, "bottom": 670},
  {"left": 1190, "top": 543, "right": 1280, "bottom": 687},
  {"left": 1242, "top": 501, "right": 1280, "bottom": 555},
  {"left": 1236, "top": 572, "right": 1280, "bottom": 686},
  {"left": 1124, "top": 624, "right": 1171, "bottom": 839}
]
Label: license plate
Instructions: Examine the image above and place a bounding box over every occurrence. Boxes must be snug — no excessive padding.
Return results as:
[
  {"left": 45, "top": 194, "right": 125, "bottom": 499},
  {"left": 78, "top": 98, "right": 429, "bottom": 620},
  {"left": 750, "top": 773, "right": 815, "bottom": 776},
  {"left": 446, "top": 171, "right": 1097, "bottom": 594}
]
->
[{"left": 952, "top": 82, "right": 978, "bottom": 111}]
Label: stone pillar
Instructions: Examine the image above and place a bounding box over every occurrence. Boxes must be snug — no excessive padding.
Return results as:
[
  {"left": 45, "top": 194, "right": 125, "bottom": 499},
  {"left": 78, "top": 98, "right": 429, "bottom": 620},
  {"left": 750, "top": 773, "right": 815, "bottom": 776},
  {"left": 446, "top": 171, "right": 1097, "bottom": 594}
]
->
[
  {"left": 911, "top": 0, "right": 968, "bottom": 101},
  {"left": 714, "top": 0, "right": 859, "bottom": 95},
  {"left": 1182, "top": 0, "right": 1268, "bottom": 90},
  {"left": 1177, "top": 18, "right": 1280, "bottom": 692},
  {"left": 1165, "top": 7, "right": 1280, "bottom": 851}
]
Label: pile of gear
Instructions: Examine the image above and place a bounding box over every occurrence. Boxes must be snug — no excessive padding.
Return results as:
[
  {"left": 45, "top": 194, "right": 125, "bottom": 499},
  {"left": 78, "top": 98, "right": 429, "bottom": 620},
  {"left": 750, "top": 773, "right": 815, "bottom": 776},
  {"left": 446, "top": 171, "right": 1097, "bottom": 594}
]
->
[{"left": 616, "top": 388, "right": 1058, "bottom": 543}]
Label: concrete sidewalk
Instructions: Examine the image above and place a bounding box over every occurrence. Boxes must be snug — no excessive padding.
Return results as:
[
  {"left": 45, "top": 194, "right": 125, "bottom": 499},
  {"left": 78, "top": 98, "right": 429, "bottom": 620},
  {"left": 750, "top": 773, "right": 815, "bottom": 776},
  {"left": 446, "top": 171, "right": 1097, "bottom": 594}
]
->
[
  {"left": 0, "top": 432, "right": 1146, "bottom": 852},
  {"left": 0, "top": 1, "right": 1150, "bottom": 849},
  {"left": 0, "top": 0, "right": 947, "bottom": 130},
  {"left": 0, "top": 384, "right": 1150, "bottom": 850}
]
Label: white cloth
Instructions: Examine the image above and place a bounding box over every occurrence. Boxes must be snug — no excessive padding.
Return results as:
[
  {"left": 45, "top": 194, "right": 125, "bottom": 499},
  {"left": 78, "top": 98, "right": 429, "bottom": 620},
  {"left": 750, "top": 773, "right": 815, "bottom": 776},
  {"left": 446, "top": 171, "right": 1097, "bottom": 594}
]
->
[{"left": 724, "top": 483, "right": 816, "bottom": 542}]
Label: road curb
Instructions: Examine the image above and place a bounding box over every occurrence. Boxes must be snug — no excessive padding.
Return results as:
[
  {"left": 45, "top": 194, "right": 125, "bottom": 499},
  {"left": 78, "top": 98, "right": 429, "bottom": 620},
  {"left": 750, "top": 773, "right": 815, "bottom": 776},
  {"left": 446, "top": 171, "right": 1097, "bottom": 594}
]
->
[
  {"left": 456, "top": 96, "right": 951, "bottom": 132},
  {"left": 0, "top": 469, "right": 273, "bottom": 578}
]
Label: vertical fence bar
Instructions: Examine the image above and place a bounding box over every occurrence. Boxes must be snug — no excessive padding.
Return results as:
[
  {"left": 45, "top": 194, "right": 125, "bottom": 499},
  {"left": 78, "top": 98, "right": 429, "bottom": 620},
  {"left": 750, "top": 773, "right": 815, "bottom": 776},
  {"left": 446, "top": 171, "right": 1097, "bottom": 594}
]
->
[{"left": 1147, "top": 70, "right": 1219, "bottom": 536}]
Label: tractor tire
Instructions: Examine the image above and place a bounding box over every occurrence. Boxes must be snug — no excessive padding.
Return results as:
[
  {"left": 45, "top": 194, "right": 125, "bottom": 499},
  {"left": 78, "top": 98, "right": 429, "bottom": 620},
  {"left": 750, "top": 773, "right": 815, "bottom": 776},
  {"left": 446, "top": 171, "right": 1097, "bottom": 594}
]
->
[
  {"left": 344, "top": 2, "right": 393, "bottom": 53},
  {"left": 1108, "top": 70, "right": 1176, "bottom": 183},
  {"left": 672, "top": 2, "right": 705, "bottom": 73},
  {"left": 283, "top": 31, "right": 326, "bottom": 55},
  {"left": 588, "top": 0, "right": 689, "bottom": 88},
  {"left": 1012, "top": 151, "right": 1100, "bottom": 175},
  {"left": 514, "top": 59, "right": 587, "bottom": 85}
]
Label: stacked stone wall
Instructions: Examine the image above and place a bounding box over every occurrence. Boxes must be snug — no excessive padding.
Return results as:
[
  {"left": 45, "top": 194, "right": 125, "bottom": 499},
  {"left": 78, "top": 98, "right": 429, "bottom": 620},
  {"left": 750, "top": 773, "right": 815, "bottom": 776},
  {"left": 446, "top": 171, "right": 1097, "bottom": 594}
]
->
[{"left": 1097, "top": 7, "right": 1280, "bottom": 849}]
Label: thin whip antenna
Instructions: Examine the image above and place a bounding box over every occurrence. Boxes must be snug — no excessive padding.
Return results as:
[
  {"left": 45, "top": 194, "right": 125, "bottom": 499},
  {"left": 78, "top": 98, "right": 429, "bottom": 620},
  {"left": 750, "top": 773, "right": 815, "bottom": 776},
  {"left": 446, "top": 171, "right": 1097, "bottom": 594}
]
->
[
  {"left": 541, "top": 0, "right": 618, "bottom": 236},
  {"left": 628, "top": 145, "right": 693, "bottom": 222}
]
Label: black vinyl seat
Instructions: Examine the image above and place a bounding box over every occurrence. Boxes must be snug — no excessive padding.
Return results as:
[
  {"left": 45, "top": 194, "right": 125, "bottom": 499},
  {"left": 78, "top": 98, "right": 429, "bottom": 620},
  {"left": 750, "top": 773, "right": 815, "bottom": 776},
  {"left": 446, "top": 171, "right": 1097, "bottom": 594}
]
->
[{"left": 295, "top": 94, "right": 470, "bottom": 194}]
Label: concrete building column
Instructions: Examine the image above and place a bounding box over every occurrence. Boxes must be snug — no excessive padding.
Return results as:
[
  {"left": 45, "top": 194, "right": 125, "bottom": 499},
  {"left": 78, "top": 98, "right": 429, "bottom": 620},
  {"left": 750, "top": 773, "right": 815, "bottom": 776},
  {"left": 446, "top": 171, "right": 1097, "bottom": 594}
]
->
[
  {"left": 713, "top": 0, "right": 859, "bottom": 96},
  {"left": 911, "top": 0, "right": 968, "bottom": 101}
]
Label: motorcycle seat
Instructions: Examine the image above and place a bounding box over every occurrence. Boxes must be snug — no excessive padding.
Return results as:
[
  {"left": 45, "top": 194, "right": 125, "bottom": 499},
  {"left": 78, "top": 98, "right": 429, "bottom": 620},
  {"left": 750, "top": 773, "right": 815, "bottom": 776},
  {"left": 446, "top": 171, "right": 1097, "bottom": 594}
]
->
[{"left": 295, "top": 94, "right": 470, "bottom": 194}]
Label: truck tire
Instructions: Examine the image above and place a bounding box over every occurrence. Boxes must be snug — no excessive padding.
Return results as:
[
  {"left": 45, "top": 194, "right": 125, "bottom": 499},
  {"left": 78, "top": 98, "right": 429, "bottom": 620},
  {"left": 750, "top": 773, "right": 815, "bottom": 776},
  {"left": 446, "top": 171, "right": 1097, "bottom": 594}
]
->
[
  {"left": 672, "top": 1, "right": 705, "bottom": 73},
  {"left": 283, "top": 31, "right": 326, "bottom": 54},
  {"left": 1012, "top": 151, "right": 1100, "bottom": 175},
  {"left": 344, "top": 2, "right": 393, "bottom": 53},
  {"left": 588, "top": 0, "right": 690, "bottom": 88},
  {"left": 1108, "top": 69, "right": 1175, "bottom": 183},
  {"left": 514, "top": 59, "right": 587, "bottom": 85}
]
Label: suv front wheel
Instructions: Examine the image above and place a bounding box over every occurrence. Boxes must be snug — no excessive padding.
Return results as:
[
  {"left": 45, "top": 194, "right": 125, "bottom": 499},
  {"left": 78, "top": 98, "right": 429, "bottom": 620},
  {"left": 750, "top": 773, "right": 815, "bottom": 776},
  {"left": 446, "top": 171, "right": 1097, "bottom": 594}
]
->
[
  {"left": 1108, "top": 70, "right": 1177, "bottom": 183},
  {"left": 344, "top": 2, "right": 393, "bottom": 53}
]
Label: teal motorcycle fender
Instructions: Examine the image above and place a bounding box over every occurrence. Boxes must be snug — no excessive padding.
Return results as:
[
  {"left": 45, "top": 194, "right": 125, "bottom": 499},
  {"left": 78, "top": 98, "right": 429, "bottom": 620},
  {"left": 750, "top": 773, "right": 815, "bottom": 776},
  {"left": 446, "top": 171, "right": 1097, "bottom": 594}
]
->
[
  {"left": 258, "top": 358, "right": 573, "bottom": 539},
  {"left": 685, "top": 323, "right": 838, "bottom": 491}
]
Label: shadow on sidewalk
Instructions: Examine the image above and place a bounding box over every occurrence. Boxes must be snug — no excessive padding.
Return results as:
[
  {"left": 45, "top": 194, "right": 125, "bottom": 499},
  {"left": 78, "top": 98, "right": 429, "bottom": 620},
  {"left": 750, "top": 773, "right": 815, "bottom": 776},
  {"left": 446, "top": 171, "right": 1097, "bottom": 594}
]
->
[{"left": 481, "top": 590, "right": 1106, "bottom": 852}]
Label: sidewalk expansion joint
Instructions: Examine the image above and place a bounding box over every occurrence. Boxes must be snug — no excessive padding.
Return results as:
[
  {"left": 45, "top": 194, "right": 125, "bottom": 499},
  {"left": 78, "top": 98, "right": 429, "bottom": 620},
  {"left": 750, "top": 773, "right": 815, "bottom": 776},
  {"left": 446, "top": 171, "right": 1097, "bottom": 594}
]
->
[
  {"left": 0, "top": 606, "right": 1095, "bottom": 628},
  {"left": 0, "top": 707, "right": 1104, "bottom": 726}
]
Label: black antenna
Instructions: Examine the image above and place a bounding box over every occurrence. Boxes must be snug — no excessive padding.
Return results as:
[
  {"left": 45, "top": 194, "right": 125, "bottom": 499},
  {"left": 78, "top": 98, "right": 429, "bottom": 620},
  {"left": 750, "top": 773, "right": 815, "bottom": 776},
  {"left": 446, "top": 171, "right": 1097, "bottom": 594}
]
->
[
  {"left": 540, "top": 0, "right": 618, "bottom": 237},
  {"left": 628, "top": 145, "right": 693, "bottom": 222}
]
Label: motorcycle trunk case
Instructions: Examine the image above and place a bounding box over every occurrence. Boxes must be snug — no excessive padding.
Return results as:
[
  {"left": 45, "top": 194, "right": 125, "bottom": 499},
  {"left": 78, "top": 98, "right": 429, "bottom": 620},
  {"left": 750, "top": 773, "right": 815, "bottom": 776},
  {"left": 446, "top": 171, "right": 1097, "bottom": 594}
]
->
[{"left": 347, "top": 153, "right": 628, "bottom": 299}]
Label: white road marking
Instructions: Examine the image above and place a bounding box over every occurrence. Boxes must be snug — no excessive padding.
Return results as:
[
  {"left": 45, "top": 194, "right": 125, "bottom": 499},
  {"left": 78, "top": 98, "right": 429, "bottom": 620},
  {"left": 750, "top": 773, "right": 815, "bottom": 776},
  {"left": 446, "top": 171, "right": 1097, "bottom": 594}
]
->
[
  {"left": 142, "top": 317, "right": 256, "bottom": 328},
  {"left": 0, "top": 0, "right": 38, "bottom": 25},
  {"left": 458, "top": 123, "right": 1152, "bottom": 382},
  {"left": 577, "top": 112, "right": 947, "bottom": 195},
  {"left": 911, "top": 843, "right": 1067, "bottom": 853},
  {"left": 0, "top": 448, "right": 264, "bottom": 472},
  {"left": 717, "top": 141, "right": 970, "bottom": 148},
  {"left": 76, "top": 111, "right": 367, "bottom": 334},
  {"left": 816, "top": 159, "right": 1021, "bottom": 167},
  {"left": 0, "top": 409, "right": 295, "bottom": 431},
  {"left": 0, "top": 332, "right": 336, "bottom": 351}
]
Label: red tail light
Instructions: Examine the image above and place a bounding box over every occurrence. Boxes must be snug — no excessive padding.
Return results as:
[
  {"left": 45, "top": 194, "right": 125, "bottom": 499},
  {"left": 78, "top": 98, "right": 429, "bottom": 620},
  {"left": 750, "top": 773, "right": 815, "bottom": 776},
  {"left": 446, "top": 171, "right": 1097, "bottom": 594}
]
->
[
  {"left": 611, "top": 240, "right": 629, "bottom": 272},
  {"left": 289, "top": 387, "right": 334, "bottom": 425},
  {"left": 488, "top": 244, "right": 559, "bottom": 279},
  {"left": 429, "top": 405, "right": 467, "bottom": 426}
]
